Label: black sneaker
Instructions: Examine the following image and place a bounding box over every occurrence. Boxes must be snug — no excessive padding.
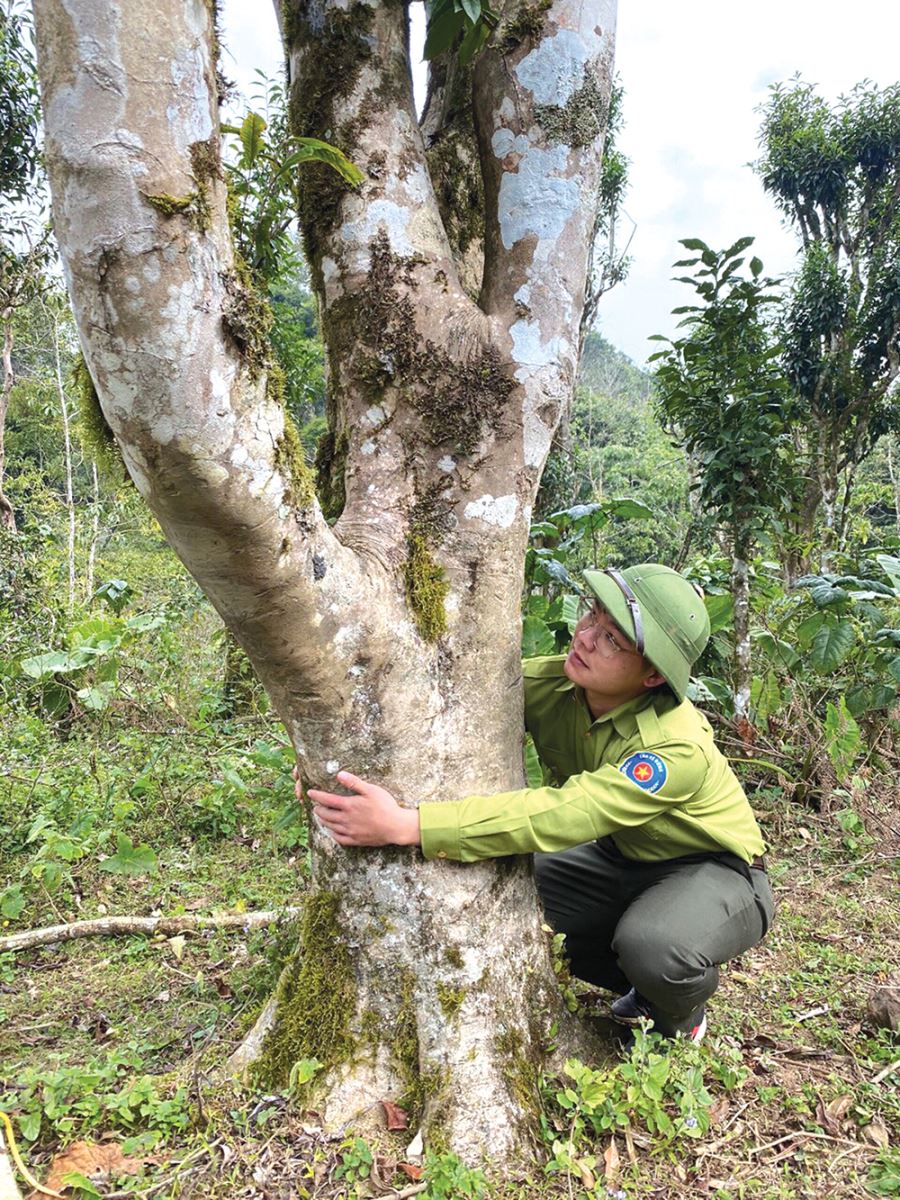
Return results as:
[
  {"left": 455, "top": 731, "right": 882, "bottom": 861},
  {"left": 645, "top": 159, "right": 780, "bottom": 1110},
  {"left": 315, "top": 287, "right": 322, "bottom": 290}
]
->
[
  {"left": 611, "top": 991, "right": 708, "bottom": 1045},
  {"left": 610, "top": 987, "right": 652, "bottom": 1024}
]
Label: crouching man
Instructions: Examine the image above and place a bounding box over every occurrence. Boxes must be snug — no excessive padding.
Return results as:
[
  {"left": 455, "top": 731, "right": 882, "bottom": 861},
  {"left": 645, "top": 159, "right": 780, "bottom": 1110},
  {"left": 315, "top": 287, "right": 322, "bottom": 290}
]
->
[{"left": 304, "top": 563, "right": 775, "bottom": 1043}]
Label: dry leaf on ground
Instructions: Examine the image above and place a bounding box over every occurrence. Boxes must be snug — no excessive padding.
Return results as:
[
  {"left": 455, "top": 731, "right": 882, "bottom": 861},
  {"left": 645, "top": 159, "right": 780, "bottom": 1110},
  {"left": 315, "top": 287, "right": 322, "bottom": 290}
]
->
[
  {"left": 603, "top": 1135, "right": 620, "bottom": 1183},
  {"left": 29, "top": 1140, "right": 147, "bottom": 1198},
  {"left": 380, "top": 1100, "right": 408, "bottom": 1131}
]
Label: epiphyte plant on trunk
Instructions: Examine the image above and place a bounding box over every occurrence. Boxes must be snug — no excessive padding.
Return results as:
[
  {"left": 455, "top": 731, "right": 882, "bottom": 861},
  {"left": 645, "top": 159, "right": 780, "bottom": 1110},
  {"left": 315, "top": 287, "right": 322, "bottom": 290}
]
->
[{"left": 30, "top": 0, "right": 617, "bottom": 1171}]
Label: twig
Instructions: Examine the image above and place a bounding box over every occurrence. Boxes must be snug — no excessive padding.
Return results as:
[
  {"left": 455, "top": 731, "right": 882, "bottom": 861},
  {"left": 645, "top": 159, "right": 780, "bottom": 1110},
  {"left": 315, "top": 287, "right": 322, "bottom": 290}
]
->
[
  {"left": 828, "top": 1142, "right": 875, "bottom": 1176},
  {"left": 792, "top": 1005, "right": 829, "bottom": 1022},
  {"left": 748, "top": 1130, "right": 863, "bottom": 1156},
  {"left": 871, "top": 1057, "right": 900, "bottom": 1085},
  {"left": 0, "top": 908, "right": 302, "bottom": 954},
  {"left": 383, "top": 1185, "right": 428, "bottom": 1200}
]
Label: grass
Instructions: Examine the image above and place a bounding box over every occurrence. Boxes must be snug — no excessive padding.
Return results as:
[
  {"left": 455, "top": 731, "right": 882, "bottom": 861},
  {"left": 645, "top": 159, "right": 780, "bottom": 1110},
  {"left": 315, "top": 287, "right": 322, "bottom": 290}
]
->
[{"left": 0, "top": 777, "right": 896, "bottom": 1198}]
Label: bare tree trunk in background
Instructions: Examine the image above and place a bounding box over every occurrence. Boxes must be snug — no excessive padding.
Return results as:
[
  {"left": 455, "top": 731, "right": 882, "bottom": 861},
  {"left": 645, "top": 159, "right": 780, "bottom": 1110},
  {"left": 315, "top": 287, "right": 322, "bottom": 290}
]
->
[
  {"left": 85, "top": 462, "right": 99, "bottom": 600},
  {"left": 888, "top": 436, "right": 900, "bottom": 539},
  {"left": 49, "top": 307, "right": 77, "bottom": 612},
  {"left": 731, "top": 540, "right": 751, "bottom": 724},
  {"left": 0, "top": 319, "right": 17, "bottom": 533},
  {"left": 33, "top": 0, "right": 616, "bottom": 1169}
]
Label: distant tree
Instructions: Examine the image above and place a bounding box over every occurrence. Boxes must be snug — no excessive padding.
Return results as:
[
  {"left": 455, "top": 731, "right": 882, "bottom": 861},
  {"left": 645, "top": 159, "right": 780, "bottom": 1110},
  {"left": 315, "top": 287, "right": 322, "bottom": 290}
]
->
[
  {"left": 652, "top": 238, "right": 795, "bottom": 719},
  {"left": 0, "top": 0, "right": 48, "bottom": 532},
  {"left": 756, "top": 79, "right": 900, "bottom": 576},
  {"left": 0, "top": 0, "right": 41, "bottom": 205}
]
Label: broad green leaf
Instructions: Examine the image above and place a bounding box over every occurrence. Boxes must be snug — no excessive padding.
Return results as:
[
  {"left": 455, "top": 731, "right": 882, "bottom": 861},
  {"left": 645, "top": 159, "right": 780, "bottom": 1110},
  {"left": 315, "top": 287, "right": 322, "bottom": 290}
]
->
[
  {"left": 875, "top": 553, "right": 900, "bottom": 590},
  {"left": 99, "top": 834, "right": 159, "bottom": 878},
  {"left": 459, "top": 0, "right": 481, "bottom": 24},
  {"left": 688, "top": 675, "right": 731, "bottom": 706},
  {"left": 458, "top": 14, "right": 492, "bottom": 64},
  {"left": 794, "top": 611, "right": 826, "bottom": 647},
  {"left": 601, "top": 497, "right": 654, "bottom": 521},
  {"left": 824, "top": 697, "right": 861, "bottom": 782},
  {"left": 704, "top": 593, "right": 733, "bottom": 634},
  {"left": 750, "top": 669, "right": 782, "bottom": 720},
  {"left": 424, "top": 4, "right": 465, "bottom": 58},
  {"left": 279, "top": 139, "right": 364, "bottom": 187},
  {"left": 754, "top": 630, "right": 799, "bottom": 668},
  {"left": 809, "top": 579, "right": 849, "bottom": 608},
  {"left": 535, "top": 557, "right": 574, "bottom": 587},
  {"left": 61, "top": 1173, "right": 103, "bottom": 1198},
  {"left": 77, "top": 683, "right": 114, "bottom": 711},
  {"left": 724, "top": 235, "right": 755, "bottom": 258},
  {"left": 1, "top": 884, "right": 25, "bottom": 919},
  {"left": 809, "top": 618, "right": 854, "bottom": 672},
  {"left": 846, "top": 683, "right": 896, "bottom": 717},
  {"left": 529, "top": 521, "right": 558, "bottom": 539},
  {"left": 679, "top": 237, "right": 710, "bottom": 252},
  {"left": 240, "top": 112, "right": 267, "bottom": 168},
  {"left": 888, "top": 656, "right": 900, "bottom": 682},
  {"left": 19, "top": 1111, "right": 41, "bottom": 1141},
  {"left": 522, "top": 616, "right": 555, "bottom": 658},
  {"left": 561, "top": 592, "right": 582, "bottom": 633},
  {"left": 21, "top": 649, "right": 82, "bottom": 679}
]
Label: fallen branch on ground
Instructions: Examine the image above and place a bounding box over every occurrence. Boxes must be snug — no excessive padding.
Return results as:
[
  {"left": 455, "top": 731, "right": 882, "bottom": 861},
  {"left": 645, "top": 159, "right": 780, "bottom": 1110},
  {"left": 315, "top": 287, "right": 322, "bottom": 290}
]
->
[{"left": 0, "top": 909, "right": 302, "bottom": 954}]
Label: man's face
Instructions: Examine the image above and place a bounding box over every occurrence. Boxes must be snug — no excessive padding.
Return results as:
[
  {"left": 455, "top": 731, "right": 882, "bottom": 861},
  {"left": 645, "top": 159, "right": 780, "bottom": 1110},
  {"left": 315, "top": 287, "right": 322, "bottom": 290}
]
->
[{"left": 564, "top": 599, "right": 663, "bottom": 702}]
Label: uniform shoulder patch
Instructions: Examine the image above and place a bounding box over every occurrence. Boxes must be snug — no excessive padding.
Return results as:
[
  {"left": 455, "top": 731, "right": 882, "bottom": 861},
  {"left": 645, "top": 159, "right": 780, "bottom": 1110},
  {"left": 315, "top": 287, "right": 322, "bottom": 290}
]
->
[{"left": 619, "top": 751, "right": 668, "bottom": 793}]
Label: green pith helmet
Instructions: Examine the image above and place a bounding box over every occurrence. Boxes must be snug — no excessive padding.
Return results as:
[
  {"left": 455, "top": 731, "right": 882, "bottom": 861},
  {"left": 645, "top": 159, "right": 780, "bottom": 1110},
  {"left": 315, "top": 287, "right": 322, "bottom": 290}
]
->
[{"left": 581, "top": 563, "right": 710, "bottom": 702}]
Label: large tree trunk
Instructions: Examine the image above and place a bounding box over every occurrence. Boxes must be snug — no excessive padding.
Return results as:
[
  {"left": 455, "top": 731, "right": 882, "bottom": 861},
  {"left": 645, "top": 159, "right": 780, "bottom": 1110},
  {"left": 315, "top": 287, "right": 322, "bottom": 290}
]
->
[{"left": 32, "top": 0, "right": 616, "bottom": 1170}]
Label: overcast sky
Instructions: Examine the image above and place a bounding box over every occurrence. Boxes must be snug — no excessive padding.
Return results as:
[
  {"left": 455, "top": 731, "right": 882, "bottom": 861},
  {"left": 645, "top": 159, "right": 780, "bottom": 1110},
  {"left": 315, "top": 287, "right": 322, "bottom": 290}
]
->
[{"left": 221, "top": 1, "right": 900, "bottom": 365}]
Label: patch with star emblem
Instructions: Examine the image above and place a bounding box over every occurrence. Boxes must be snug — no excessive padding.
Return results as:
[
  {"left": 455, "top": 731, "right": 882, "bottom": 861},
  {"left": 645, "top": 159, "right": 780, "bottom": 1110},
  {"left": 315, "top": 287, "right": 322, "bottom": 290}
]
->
[{"left": 619, "top": 751, "right": 667, "bottom": 792}]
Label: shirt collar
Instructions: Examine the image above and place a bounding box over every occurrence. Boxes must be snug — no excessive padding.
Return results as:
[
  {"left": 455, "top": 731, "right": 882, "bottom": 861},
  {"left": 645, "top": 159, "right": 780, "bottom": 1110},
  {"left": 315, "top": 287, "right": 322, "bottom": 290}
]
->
[{"left": 555, "top": 678, "right": 657, "bottom": 736}]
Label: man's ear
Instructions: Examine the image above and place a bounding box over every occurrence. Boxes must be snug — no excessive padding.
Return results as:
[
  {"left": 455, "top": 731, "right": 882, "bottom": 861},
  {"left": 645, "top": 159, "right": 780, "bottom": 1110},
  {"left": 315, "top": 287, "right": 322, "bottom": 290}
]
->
[{"left": 642, "top": 669, "right": 666, "bottom": 689}]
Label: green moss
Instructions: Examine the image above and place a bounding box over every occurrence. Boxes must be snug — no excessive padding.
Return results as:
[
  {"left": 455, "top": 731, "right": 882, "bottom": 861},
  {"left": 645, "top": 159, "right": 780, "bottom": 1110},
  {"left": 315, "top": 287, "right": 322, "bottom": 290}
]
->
[
  {"left": 425, "top": 129, "right": 484, "bottom": 263},
  {"left": 144, "top": 192, "right": 198, "bottom": 217},
  {"left": 253, "top": 891, "right": 356, "bottom": 1087},
  {"left": 71, "top": 353, "right": 124, "bottom": 477},
  {"left": 499, "top": 0, "right": 553, "bottom": 53},
  {"left": 221, "top": 255, "right": 274, "bottom": 377},
  {"left": 436, "top": 983, "right": 466, "bottom": 1019},
  {"left": 325, "top": 231, "right": 514, "bottom": 456},
  {"left": 274, "top": 412, "right": 316, "bottom": 509},
  {"left": 405, "top": 533, "right": 449, "bottom": 642},
  {"left": 190, "top": 135, "right": 221, "bottom": 184},
  {"left": 314, "top": 428, "right": 349, "bottom": 523},
  {"left": 495, "top": 1027, "right": 542, "bottom": 1141},
  {"left": 534, "top": 67, "right": 609, "bottom": 148},
  {"left": 265, "top": 362, "right": 286, "bottom": 406},
  {"left": 404, "top": 488, "right": 452, "bottom": 643},
  {"left": 443, "top": 946, "right": 464, "bottom": 970},
  {"left": 143, "top": 136, "right": 219, "bottom": 234}
]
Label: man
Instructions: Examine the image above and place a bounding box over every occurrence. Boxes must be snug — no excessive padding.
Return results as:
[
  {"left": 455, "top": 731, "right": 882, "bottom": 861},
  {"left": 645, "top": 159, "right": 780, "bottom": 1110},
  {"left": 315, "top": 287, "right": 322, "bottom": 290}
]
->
[{"left": 305, "top": 563, "right": 774, "bottom": 1043}]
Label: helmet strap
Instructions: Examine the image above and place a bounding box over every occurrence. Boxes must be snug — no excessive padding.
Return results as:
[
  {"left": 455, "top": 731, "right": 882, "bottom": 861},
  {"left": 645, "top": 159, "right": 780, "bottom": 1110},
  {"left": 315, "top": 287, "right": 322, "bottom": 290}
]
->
[{"left": 602, "top": 568, "right": 645, "bottom": 655}]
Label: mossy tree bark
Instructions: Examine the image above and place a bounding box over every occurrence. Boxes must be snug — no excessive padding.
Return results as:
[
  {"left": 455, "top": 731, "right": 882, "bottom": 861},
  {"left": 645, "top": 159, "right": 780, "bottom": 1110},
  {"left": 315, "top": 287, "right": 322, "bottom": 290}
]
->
[{"left": 32, "top": 0, "right": 616, "bottom": 1170}]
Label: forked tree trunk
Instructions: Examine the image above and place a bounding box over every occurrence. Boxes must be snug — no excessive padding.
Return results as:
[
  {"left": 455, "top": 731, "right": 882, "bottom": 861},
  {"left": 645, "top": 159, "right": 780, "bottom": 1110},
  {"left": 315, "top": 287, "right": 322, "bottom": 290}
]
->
[{"left": 32, "top": 0, "right": 616, "bottom": 1169}]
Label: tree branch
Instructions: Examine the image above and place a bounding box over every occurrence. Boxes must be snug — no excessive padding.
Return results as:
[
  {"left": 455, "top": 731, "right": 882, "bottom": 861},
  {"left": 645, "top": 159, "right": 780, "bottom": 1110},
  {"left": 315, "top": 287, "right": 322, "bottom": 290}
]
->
[
  {"left": 0, "top": 908, "right": 303, "bottom": 954},
  {"left": 472, "top": 0, "right": 617, "bottom": 481}
]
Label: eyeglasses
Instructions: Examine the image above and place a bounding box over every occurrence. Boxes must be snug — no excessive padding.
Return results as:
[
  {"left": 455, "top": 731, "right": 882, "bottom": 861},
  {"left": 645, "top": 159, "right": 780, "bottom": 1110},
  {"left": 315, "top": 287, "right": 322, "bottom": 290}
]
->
[{"left": 575, "top": 597, "right": 641, "bottom": 659}]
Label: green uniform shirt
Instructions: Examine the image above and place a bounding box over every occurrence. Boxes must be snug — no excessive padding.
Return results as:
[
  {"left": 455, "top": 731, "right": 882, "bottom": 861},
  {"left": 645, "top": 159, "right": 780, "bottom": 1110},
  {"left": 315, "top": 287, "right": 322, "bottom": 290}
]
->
[{"left": 419, "top": 655, "right": 766, "bottom": 865}]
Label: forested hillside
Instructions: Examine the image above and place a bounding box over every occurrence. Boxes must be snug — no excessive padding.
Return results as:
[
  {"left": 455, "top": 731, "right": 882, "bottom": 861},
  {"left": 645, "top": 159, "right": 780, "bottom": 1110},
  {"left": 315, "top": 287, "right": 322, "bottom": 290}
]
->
[{"left": 1, "top": 1, "right": 898, "bottom": 1198}]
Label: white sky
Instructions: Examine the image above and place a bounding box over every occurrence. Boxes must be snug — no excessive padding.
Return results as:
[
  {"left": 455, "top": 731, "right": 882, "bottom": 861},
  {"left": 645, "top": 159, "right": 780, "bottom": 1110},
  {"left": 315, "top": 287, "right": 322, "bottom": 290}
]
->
[{"left": 221, "top": 0, "right": 900, "bottom": 365}]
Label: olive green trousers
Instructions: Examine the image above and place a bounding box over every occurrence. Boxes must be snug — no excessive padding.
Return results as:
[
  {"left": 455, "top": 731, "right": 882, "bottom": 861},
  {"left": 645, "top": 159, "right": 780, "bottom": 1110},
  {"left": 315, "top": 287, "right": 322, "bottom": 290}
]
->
[{"left": 534, "top": 836, "right": 775, "bottom": 1036}]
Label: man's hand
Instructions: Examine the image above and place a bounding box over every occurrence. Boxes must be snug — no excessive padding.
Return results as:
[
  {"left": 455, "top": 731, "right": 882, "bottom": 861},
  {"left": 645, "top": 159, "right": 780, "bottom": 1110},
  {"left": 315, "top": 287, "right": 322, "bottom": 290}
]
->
[{"left": 300, "top": 769, "right": 421, "bottom": 848}]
